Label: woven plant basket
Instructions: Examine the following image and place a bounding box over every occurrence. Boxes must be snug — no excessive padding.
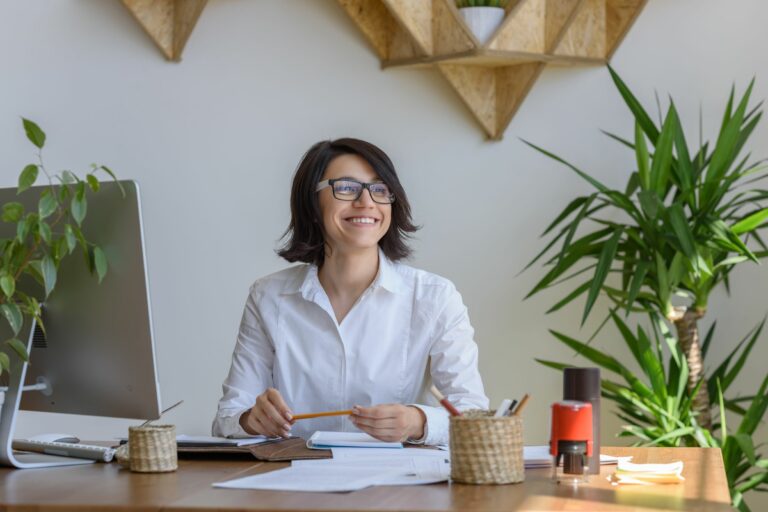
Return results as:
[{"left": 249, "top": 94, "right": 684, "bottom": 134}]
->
[
  {"left": 450, "top": 410, "right": 524, "bottom": 484},
  {"left": 125, "top": 424, "right": 177, "bottom": 473}
]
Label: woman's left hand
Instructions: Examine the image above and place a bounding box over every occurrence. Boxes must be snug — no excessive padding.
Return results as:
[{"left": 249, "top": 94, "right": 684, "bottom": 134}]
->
[{"left": 351, "top": 404, "right": 426, "bottom": 442}]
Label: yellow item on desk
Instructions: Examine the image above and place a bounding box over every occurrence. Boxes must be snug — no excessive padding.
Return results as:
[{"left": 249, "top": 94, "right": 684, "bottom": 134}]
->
[{"left": 608, "top": 459, "right": 684, "bottom": 485}]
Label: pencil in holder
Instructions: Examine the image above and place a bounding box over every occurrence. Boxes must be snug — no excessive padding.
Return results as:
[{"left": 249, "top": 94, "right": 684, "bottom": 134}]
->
[
  {"left": 123, "top": 424, "right": 178, "bottom": 473},
  {"left": 449, "top": 410, "right": 524, "bottom": 484}
]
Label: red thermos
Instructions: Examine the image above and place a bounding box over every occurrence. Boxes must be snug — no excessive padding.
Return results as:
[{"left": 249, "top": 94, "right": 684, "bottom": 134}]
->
[{"left": 549, "top": 400, "right": 593, "bottom": 484}]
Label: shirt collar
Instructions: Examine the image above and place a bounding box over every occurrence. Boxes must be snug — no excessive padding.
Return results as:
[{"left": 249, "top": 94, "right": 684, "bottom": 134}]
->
[{"left": 286, "top": 248, "right": 404, "bottom": 298}]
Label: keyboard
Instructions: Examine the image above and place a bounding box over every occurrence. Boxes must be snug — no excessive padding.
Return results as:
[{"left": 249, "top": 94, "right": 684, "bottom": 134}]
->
[{"left": 12, "top": 439, "right": 116, "bottom": 462}]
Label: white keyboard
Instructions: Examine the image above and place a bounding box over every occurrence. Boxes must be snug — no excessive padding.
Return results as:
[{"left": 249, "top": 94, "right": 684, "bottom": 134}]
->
[{"left": 12, "top": 439, "right": 116, "bottom": 462}]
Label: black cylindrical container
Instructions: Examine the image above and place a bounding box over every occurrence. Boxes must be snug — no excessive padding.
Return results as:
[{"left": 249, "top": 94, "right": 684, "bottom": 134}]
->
[{"left": 563, "top": 367, "right": 600, "bottom": 474}]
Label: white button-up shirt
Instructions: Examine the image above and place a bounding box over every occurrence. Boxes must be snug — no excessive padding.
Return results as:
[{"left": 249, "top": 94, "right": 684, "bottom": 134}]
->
[{"left": 212, "top": 251, "right": 488, "bottom": 445}]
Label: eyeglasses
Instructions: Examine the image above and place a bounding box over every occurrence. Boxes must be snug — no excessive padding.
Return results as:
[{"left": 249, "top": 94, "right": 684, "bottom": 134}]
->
[{"left": 316, "top": 178, "right": 395, "bottom": 204}]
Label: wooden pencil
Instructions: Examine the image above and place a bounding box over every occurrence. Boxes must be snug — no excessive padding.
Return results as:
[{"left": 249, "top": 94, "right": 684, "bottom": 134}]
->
[
  {"left": 291, "top": 409, "right": 354, "bottom": 421},
  {"left": 512, "top": 393, "right": 530, "bottom": 417}
]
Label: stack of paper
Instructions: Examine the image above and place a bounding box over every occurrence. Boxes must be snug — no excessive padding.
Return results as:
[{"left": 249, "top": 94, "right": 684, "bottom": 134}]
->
[{"left": 608, "top": 459, "right": 684, "bottom": 485}]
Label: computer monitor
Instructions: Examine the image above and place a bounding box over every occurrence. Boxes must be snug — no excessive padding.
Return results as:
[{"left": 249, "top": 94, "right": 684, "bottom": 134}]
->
[{"left": 0, "top": 180, "right": 161, "bottom": 468}]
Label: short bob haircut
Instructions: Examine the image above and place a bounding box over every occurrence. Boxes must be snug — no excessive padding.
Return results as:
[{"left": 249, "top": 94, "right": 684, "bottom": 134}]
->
[{"left": 278, "top": 138, "right": 418, "bottom": 266}]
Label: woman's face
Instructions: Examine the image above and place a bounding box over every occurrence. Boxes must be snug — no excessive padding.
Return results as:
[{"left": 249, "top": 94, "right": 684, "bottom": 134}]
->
[{"left": 318, "top": 154, "right": 392, "bottom": 256}]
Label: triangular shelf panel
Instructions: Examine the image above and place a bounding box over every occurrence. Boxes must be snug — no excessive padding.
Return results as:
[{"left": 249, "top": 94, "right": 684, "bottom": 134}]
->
[
  {"left": 122, "top": 0, "right": 208, "bottom": 61},
  {"left": 339, "top": 0, "right": 647, "bottom": 139}
]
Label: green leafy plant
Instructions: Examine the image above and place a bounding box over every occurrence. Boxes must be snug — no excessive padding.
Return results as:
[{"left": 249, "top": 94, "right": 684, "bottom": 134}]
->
[
  {"left": 456, "top": 0, "right": 509, "bottom": 8},
  {"left": 1, "top": 118, "right": 119, "bottom": 375},
  {"left": 525, "top": 67, "right": 767, "bottom": 429},
  {"left": 524, "top": 68, "right": 768, "bottom": 509}
]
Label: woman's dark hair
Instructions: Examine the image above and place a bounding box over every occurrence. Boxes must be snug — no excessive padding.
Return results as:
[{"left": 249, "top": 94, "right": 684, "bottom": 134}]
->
[{"left": 278, "top": 138, "right": 418, "bottom": 266}]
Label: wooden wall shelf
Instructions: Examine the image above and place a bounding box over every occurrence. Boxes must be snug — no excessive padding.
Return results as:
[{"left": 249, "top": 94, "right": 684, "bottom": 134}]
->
[
  {"left": 121, "top": 0, "right": 208, "bottom": 61},
  {"left": 338, "top": 0, "right": 647, "bottom": 140}
]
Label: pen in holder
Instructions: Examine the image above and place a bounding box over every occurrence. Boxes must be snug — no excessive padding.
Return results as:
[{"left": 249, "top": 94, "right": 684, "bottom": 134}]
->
[
  {"left": 449, "top": 410, "right": 524, "bottom": 484},
  {"left": 117, "top": 424, "right": 177, "bottom": 473}
]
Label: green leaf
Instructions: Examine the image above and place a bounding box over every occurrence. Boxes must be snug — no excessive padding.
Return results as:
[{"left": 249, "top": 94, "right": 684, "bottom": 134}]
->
[
  {"left": 71, "top": 182, "right": 87, "bottom": 226},
  {"left": 86, "top": 174, "right": 100, "bottom": 192},
  {"left": 0, "top": 276, "right": 14, "bottom": 298},
  {"left": 522, "top": 139, "right": 610, "bottom": 193},
  {"left": 64, "top": 224, "right": 77, "bottom": 253},
  {"left": 41, "top": 255, "right": 57, "bottom": 297},
  {"left": 6, "top": 338, "right": 28, "bottom": 362},
  {"left": 38, "top": 188, "right": 57, "bottom": 219},
  {"left": 667, "top": 203, "right": 696, "bottom": 259},
  {"left": 22, "top": 118, "right": 46, "bottom": 149},
  {"left": 732, "top": 208, "right": 768, "bottom": 234},
  {"left": 38, "top": 221, "right": 52, "bottom": 244},
  {"left": 18, "top": 164, "right": 39, "bottom": 194},
  {"left": 61, "top": 170, "right": 78, "bottom": 184},
  {"left": 549, "top": 329, "right": 627, "bottom": 376},
  {"left": 541, "top": 196, "right": 588, "bottom": 237},
  {"left": 93, "top": 246, "right": 107, "bottom": 283},
  {"left": 546, "top": 280, "right": 591, "bottom": 314},
  {"left": 1, "top": 202, "right": 23, "bottom": 223},
  {"left": 97, "top": 166, "right": 125, "bottom": 197},
  {"left": 638, "top": 190, "right": 662, "bottom": 219},
  {"left": 0, "top": 303, "right": 23, "bottom": 335},
  {"left": 0, "top": 352, "right": 9, "bottom": 373},
  {"left": 582, "top": 228, "right": 624, "bottom": 325},
  {"left": 635, "top": 121, "right": 651, "bottom": 190},
  {"left": 733, "top": 433, "right": 757, "bottom": 465},
  {"left": 607, "top": 66, "right": 660, "bottom": 143},
  {"left": 650, "top": 107, "right": 677, "bottom": 196}
]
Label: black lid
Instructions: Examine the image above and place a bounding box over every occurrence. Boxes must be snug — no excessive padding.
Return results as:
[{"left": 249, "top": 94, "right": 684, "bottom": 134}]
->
[{"left": 563, "top": 367, "right": 600, "bottom": 400}]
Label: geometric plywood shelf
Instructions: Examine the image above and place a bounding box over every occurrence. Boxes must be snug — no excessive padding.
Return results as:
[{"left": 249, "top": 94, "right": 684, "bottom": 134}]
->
[
  {"left": 338, "top": 0, "right": 647, "bottom": 139},
  {"left": 121, "top": 0, "right": 209, "bottom": 61}
]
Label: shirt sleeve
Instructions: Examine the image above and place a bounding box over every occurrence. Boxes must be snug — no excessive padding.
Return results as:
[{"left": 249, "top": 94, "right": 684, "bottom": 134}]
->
[
  {"left": 420, "top": 282, "right": 489, "bottom": 446},
  {"left": 212, "top": 286, "right": 275, "bottom": 438}
]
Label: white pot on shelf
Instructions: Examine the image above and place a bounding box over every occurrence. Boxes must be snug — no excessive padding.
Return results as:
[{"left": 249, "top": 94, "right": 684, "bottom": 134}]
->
[{"left": 458, "top": 6, "right": 506, "bottom": 45}]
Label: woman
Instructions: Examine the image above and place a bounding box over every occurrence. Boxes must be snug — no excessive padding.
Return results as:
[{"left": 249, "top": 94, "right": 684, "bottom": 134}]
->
[{"left": 212, "top": 139, "right": 488, "bottom": 445}]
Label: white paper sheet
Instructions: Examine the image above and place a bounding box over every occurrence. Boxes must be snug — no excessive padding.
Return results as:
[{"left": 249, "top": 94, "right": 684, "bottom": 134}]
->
[
  {"left": 524, "top": 445, "right": 632, "bottom": 468},
  {"left": 213, "top": 465, "right": 404, "bottom": 492},
  {"left": 331, "top": 447, "right": 449, "bottom": 460},
  {"left": 293, "top": 456, "right": 451, "bottom": 486},
  {"left": 307, "top": 431, "right": 402, "bottom": 449}
]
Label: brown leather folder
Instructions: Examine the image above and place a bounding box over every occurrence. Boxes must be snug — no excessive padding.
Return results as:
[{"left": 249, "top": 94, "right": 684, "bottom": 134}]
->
[{"left": 248, "top": 437, "right": 332, "bottom": 461}]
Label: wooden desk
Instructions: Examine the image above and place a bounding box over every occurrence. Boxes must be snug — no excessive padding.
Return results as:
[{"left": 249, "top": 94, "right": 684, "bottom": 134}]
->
[{"left": 0, "top": 447, "right": 732, "bottom": 511}]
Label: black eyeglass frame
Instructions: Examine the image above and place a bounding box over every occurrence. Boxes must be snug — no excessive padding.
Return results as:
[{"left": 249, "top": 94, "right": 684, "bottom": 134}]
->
[{"left": 315, "top": 178, "right": 396, "bottom": 204}]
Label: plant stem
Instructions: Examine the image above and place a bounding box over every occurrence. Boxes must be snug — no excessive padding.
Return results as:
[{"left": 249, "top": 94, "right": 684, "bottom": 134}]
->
[{"left": 668, "top": 305, "right": 712, "bottom": 429}]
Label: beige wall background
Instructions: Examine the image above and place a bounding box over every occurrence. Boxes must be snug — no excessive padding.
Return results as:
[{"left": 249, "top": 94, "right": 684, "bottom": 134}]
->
[{"left": 2, "top": 0, "right": 767, "bottom": 506}]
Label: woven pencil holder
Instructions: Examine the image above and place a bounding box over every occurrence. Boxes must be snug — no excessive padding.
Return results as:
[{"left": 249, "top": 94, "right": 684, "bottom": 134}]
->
[
  {"left": 449, "top": 410, "right": 524, "bottom": 484},
  {"left": 124, "top": 424, "right": 177, "bottom": 473}
]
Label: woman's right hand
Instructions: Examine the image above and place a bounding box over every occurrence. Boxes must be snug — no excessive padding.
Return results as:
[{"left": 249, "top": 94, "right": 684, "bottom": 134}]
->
[{"left": 239, "top": 387, "right": 293, "bottom": 437}]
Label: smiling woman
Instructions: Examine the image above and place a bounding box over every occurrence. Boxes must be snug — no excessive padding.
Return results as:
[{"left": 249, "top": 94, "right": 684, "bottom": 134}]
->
[{"left": 212, "top": 138, "right": 489, "bottom": 445}]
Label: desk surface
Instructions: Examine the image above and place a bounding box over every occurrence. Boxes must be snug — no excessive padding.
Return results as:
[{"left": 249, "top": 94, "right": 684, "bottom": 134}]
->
[{"left": 0, "top": 447, "right": 731, "bottom": 512}]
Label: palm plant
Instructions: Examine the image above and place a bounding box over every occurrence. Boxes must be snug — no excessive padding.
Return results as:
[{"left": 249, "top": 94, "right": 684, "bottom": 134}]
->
[{"left": 524, "top": 67, "right": 768, "bottom": 429}]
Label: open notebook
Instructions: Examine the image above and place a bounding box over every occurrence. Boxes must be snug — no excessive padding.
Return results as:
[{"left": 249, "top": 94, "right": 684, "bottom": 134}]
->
[{"left": 307, "top": 431, "right": 403, "bottom": 449}]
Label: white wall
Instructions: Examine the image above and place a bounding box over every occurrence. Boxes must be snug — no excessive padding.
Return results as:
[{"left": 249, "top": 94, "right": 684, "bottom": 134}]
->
[{"left": 2, "top": 0, "right": 767, "bottom": 505}]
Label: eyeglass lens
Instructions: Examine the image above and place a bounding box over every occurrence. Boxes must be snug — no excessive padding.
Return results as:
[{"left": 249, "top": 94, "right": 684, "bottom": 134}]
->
[{"left": 332, "top": 180, "right": 393, "bottom": 203}]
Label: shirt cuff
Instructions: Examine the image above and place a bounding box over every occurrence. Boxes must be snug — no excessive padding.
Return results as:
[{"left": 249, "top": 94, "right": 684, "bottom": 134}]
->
[
  {"left": 407, "top": 404, "right": 449, "bottom": 446},
  {"left": 212, "top": 409, "right": 251, "bottom": 438}
]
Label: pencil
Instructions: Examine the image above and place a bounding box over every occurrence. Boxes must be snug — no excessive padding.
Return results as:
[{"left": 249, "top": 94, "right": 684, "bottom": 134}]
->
[
  {"left": 429, "top": 385, "right": 462, "bottom": 417},
  {"left": 512, "top": 393, "right": 530, "bottom": 417},
  {"left": 291, "top": 409, "right": 353, "bottom": 421}
]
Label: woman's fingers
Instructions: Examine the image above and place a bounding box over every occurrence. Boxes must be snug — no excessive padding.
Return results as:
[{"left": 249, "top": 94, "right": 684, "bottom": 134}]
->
[
  {"left": 255, "top": 389, "right": 292, "bottom": 437},
  {"left": 266, "top": 388, "right": 293, "bottom": 422}
]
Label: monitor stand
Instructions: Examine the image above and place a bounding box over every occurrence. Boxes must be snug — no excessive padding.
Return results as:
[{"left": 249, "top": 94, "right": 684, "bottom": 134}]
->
[{"left": 0, "top": 317, "right": 94, "bottom": 468}]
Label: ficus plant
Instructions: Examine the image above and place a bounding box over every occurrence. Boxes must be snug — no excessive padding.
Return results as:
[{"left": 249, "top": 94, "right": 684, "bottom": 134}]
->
[
  {"left": 524, "top": 68, "right": 768, "bottom": 509},
  {"left": 0, "top": 118, "right": 119, "bottom": 375}
]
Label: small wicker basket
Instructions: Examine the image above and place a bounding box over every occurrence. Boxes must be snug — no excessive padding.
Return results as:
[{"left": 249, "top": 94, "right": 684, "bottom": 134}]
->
[
  {"left": 449, "top": 410, "right": 524, "bottom": 484},
  {"left": 120, "top": 424, "right": 177, "bottom": 473}
]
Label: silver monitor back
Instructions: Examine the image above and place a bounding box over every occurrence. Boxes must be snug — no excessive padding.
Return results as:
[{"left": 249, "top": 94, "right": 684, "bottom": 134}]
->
[{"left": 0, "top": 180, "right": 161, "bottom": 420}]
